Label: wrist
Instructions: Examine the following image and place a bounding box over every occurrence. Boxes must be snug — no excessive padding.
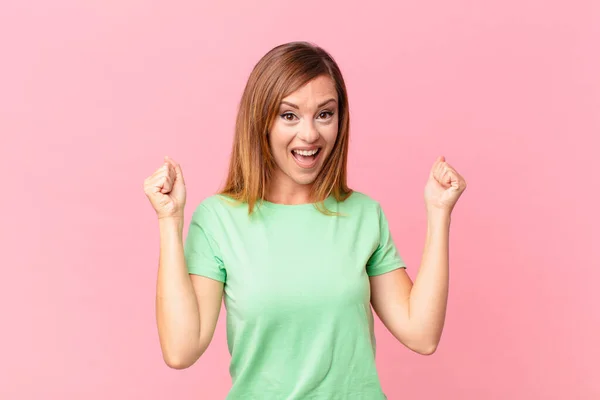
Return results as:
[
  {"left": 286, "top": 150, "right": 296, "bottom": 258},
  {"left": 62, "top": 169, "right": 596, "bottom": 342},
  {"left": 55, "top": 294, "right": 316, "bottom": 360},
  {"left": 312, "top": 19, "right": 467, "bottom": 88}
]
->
[
  {"left": 426, "top": 208, "right": 451, "bottom": 225},
  {"left": 158, "top": 214, "right": 185, "bottom": 232}
]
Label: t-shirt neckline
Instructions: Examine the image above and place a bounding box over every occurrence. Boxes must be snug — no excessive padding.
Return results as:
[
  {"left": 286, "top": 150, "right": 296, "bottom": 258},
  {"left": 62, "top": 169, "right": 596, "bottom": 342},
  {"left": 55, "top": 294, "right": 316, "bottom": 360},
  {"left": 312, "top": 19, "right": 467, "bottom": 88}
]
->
[{"left": 258, "top": 195, "right": 336, "bottom": 209}]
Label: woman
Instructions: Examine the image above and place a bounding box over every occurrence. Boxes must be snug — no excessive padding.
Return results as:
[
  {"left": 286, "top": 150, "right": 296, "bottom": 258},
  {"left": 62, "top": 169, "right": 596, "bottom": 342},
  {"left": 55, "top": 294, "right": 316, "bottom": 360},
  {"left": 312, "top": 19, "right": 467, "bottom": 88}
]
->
[{"left": 144, "top": 41, "right": 467, "bottom": 399}]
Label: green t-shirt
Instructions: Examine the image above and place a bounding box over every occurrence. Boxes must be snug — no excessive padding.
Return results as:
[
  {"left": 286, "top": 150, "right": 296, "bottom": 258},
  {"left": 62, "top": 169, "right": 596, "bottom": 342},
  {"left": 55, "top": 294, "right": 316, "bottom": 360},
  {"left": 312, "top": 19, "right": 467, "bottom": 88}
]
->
[{"left": 184, "top": 191, "right": 406, "bottom": 399}]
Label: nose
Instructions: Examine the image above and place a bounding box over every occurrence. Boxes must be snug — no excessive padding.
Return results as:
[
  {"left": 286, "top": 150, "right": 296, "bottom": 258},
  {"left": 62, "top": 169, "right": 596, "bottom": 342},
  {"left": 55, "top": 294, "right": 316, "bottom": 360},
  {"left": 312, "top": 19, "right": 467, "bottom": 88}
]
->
[{"left": 297, "top": 120, "right": 319, "bottom": 143}]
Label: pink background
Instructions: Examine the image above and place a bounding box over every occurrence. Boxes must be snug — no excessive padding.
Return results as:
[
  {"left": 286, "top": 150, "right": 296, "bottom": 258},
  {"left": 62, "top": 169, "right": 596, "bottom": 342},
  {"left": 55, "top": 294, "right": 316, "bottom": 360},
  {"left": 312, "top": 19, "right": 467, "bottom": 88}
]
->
[{"left": 1, "top": 1, "right": 598, "bottom": 399}]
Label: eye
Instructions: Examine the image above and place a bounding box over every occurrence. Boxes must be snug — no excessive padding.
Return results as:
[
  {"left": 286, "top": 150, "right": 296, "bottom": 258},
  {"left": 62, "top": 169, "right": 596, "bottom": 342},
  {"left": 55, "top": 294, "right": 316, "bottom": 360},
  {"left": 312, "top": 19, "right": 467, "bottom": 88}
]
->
[
  {"left": 318, "top": 111, "right": 334, "bottom": 120},
  {"left": 280, "top": 112, "right": 297, "bottom": 121}
]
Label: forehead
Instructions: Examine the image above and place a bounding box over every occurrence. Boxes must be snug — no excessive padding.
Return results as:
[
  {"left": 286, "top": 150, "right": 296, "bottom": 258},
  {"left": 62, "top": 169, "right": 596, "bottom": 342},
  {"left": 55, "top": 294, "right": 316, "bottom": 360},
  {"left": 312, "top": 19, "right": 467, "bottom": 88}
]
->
[{"left": 281, "top": 75, "right": 337, "bottom": 105}]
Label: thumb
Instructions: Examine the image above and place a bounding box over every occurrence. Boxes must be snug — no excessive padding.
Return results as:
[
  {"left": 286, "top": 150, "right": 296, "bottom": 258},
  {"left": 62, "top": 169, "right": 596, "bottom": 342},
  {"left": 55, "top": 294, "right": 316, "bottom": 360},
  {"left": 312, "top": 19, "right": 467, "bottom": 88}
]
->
[
  {"left": 174, "top": 163, "right": 185, "bottom": 186},
  {"left": 429, "top": 155, "right": 445, "bottom": 179},
  {"left": 165, "top": 156, "right": 186, "bottom": 186}
]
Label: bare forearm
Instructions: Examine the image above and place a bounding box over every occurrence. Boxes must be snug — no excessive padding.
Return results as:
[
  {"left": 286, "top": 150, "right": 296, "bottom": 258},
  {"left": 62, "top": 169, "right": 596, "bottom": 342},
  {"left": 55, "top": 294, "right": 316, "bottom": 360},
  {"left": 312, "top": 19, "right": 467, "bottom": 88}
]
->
[
  {"left": 155, "top": 216, "right": 202, "bottom": 366},
  {"left": 409, "top": 209, "right": 451, "bottom": 350}
]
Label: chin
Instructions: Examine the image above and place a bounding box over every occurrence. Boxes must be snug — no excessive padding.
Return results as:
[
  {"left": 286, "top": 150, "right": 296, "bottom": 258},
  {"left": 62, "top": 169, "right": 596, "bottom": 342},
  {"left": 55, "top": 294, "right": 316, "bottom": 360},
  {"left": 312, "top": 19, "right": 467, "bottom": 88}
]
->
[{"left": 291, "top": 174, "right": 319, "bottom": 186}]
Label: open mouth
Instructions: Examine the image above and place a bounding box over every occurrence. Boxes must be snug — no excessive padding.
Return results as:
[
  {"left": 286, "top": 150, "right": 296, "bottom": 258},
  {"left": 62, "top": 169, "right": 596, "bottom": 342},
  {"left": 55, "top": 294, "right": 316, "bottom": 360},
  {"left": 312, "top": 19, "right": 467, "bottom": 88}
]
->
[{"left": 291, "top": 148, "right": 322, "bottom": 168}]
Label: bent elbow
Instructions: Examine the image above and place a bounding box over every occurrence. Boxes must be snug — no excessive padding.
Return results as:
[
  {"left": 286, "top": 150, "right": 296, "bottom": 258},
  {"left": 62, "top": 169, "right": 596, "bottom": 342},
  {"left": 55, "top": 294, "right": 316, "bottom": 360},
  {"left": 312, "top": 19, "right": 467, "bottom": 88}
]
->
[
  {"left": 161, "top": 339, "right": 208, "bottom": 369},
  {"left": 414, "top": 342, "right": 438, "bottom": 355},
  {"left": 163, "top": 354, "right": 191, "bottom": 369},
  {"left": 162, "top": 347, "right": 203, "bottom": 370},
  {"left": 163, "top": 353, "right": 194, "bottom": 370}
]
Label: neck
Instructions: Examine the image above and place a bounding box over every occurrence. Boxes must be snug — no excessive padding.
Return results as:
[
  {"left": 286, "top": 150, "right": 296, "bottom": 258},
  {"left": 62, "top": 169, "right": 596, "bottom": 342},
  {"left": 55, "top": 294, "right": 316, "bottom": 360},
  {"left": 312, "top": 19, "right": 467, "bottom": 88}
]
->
[{"left": 265, "top": 176, "right": 313, "bottom": 205}]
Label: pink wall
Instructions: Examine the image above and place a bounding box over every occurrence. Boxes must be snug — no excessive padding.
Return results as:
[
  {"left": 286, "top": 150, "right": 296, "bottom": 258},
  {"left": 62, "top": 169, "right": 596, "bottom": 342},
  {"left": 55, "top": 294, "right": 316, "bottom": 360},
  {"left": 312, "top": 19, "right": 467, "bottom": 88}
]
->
[{"left": 1, "top": 1, "right": 598, "bottom": 399}]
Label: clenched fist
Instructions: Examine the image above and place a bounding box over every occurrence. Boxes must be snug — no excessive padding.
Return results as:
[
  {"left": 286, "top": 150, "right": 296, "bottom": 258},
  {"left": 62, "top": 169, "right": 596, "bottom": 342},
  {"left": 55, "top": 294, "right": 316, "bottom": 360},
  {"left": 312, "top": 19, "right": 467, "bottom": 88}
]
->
[
  {"left": 144, "top": 156, "right": 187, "bottom": 219},
  {"left": 424, "top": 155, "right": 467, "bottom": 214}
]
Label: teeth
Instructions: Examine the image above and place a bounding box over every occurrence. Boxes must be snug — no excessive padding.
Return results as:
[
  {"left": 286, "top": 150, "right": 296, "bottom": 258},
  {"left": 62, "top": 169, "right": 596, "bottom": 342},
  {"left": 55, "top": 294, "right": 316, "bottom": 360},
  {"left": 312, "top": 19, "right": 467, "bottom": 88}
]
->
[{"left": 293, "top": 149, "right": 318, "bottom": 156}]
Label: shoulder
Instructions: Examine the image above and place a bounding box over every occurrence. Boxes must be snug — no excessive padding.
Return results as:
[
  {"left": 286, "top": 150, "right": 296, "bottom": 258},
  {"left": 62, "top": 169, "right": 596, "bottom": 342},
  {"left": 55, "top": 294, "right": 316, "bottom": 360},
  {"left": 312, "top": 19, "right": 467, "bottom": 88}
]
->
[
  {"left": 188, "top": 194, "right": 245, "bottom": 225},
  {"left": 339, "top": 190, "right": 383, "bottom": 213},
  {"left": 337, "top": 191, "right": 397, "bottom": 230},
  {"left": 192, "top": 194, "right": 243, "bottom": 214}
]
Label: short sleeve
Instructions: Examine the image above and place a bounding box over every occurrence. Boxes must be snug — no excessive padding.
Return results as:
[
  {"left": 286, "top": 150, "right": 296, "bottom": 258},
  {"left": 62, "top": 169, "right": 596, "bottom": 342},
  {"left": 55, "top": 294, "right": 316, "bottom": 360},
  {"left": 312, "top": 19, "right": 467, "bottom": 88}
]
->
[
  {"left": 366, "top": 204, "right": 406, "bottom": 276},
  {"left": 184, "top": 204, "right": 227, "bottom": 282}
]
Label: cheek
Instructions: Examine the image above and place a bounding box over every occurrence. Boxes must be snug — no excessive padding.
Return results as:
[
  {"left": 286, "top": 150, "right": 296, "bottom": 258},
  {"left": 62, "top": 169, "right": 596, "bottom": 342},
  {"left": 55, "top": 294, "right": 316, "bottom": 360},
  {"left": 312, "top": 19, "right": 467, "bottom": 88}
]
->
[
  {"left": 269, "top": 125, "right": 294, "bottom": 156},
  {"left": 322, "top": 122, "right": 339, "bottom": 146}
]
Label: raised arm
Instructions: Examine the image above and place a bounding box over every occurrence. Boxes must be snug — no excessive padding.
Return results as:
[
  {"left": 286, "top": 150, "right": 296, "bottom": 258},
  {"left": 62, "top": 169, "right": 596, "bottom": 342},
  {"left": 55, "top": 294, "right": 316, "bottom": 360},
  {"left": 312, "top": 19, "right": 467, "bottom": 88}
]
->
[
  {"left": 369, "top": 210, "right": 450, "bottom": 355},
  {"left": 144, "top": 156, "right": 224, "bottom": 369},
  {"left": 155, "top": 216, "right": 224, "bottom": 369},
  {"left": 369, "top": 156, "right": 466, "bottom": 355}
]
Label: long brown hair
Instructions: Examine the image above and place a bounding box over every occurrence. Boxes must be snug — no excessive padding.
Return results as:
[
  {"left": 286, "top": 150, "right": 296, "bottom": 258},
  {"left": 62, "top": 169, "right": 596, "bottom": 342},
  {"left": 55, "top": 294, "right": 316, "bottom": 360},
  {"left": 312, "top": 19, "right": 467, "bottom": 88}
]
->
[{"left": 219, "top": 41, "right": 352, "bottom": 214}]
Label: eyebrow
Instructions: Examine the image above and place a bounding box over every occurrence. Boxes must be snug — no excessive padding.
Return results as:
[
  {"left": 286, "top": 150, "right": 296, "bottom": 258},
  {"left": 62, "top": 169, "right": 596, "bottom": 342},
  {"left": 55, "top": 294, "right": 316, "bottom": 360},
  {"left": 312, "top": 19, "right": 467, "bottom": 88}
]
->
[{"left": 280, "top": 98, "right": 337, "bottom": 110}]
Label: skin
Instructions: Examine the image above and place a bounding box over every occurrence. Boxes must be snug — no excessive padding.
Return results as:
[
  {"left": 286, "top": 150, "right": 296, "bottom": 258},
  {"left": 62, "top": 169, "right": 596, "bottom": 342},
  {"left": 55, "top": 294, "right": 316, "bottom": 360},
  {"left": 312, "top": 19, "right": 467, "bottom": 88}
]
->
[
  {"left": 146, "top": 76, "right": 467, "bottom": 369},
  {"left": 265, "top": 74, "right": 339, "bottom": 205},
  {"left": 371, "top": 156, "right": 467, "bottom": 355},
  {"left": 145, "top": 157, "right": 223, "bottom": 369}
]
